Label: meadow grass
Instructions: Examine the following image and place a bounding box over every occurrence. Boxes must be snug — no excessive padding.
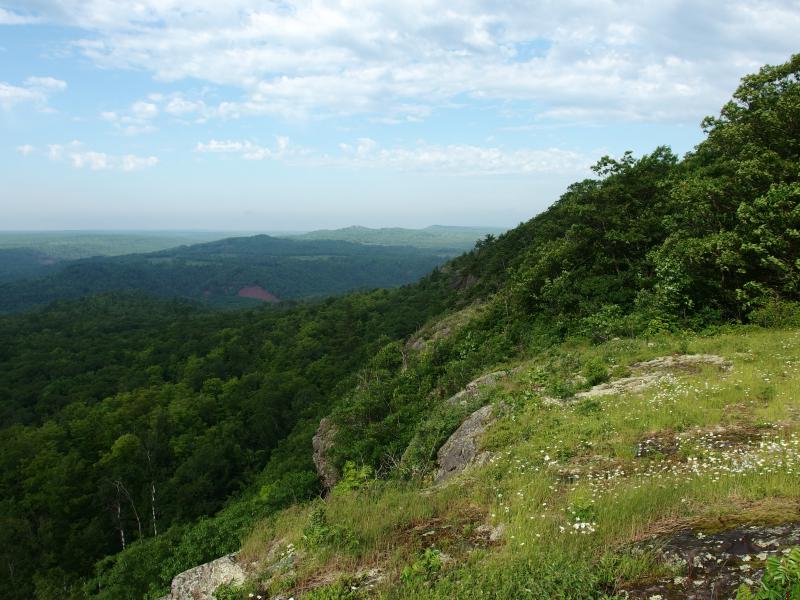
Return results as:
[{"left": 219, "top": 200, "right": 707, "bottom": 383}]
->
[{"left": 239, "top": 326, "right": 800, "bottom": 599}]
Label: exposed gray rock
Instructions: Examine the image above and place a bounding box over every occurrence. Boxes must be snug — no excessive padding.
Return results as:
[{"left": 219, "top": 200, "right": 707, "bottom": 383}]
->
[
  {"left": 574, "top": 373, "right": 664, "bottom": 399},
  {"left": 163, "top": 554, "right": 246, "bottom": 600},
  {"left": 630, "top": 353, "right": 732, "bottom": 372},
  {"left": 476, "top": 523, "right": 507, "bottom": 542},
  {"left": 574, "top": 354, "right": 731, "bottom": 400},
  {"left": 622, "top": 522, "right": 800, "bottom": 599},
  {"left": 312, "top": 417, "right": 339, "bottom": 492},
  {"left": 446, "top": 368, "right": 521, "bottom": 406},
  {"left": 435, "top": 404, "right": 496, "bottom": 482}
]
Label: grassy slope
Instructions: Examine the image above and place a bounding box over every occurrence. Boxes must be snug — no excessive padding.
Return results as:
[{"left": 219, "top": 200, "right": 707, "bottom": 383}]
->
[{"left": 236, "top": 325, "right": 800, "bottom": 599}]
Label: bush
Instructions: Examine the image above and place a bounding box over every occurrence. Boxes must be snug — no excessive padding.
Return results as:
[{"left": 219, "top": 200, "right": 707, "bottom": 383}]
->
[
  {"left": 302, "top": 503, "right": 357, "bottom": 550},
  {"left": 748, "top": 298, "right": 800, "bottom": 328},
  {"left": 400, "top": 548, "right": 443, "bottom": 585},
  {"left": 581, "top": 357, "right": 609, "bottom": 387}
]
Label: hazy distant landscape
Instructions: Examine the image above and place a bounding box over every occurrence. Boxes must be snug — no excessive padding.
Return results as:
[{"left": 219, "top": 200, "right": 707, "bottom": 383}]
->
[{"left": 0, "top": 226, "right": 504, "bottom": 312}]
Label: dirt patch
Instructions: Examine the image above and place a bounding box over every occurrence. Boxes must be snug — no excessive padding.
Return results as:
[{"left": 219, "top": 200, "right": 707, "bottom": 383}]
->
[
  {"left": 398, "top": 505, "right": 494, "bottom": 553},
  {"left": 634, "top": 424, "right": 766, "bottom": 459},
  {"left": 238, "top": 285, "right": 280, "bottom": 303},
  {"left": 620, "top": 522, "right": 800, "bottom": 599}
]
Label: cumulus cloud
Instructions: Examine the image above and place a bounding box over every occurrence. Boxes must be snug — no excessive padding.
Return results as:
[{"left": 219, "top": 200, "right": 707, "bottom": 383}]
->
[
  {"left": 195, "top": 136, "right": 292, "bottom": 160},
  {"left": 331, "top": 140, "right": 591, "bottom": 175},
  {"left": 0, "top": 7, "right": 36, "bottom": 24},
  {"left": 0, "top": 76, "right": 66, "bottom": 110},
  {"left": 4, "top": 1, "right": 798, "bottom": 123},
  {"left": 196, "top": 136, "right": 591, "bottom": 175},
  {"left": 101, "top": 100, "right": 160, "bottom": 134},
  {"left": 42, "top": 141, "right": 158, "bottom": 171},
  {"left": 16, "top": 144, "right": 35, "bottom": 155}
]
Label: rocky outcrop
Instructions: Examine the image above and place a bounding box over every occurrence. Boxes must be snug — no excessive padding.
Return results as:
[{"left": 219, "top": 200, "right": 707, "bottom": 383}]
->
[
  {"left": 574, "top": 354, "right": 731, "bottom": 400},
  {"left": 622, "top": 522, "right": 800, "bottom": 599},
  {"left": 312, "top": 417, "right": 339, "bottom": 492},
  {"left": 160, "top": 554, "right": 246, "bottom": 600},
  {"left": 435, "top": 404, "right": 496, "bottom": 483},
  {"left": 446, "top": 367, "right": 522, "bottom": 406},
  {"left": 631, "top": 353, "right": 732, "bottom": 372}
]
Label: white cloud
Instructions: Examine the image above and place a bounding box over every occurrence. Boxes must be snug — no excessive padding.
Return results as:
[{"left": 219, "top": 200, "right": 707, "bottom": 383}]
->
[
  {"left": 0, "top": 7, "right": 36, "bottom": 25},
  {"left": 120, "top": 154, "right": 159, "bottom": 171},
  {"left": 25, "top": 76, "right": 67, "bottom": 91},
  {"left": 197, "top": 136, "right": 590, "bottom": 175},
  {"left": 195, "top": 136, "right": 292, "bottom": 160},
  {"left": 42, "top": 141, "right": 158, "bottom": 171},
  {"left": 101, "top": 100, "right": 159, "bottom": 134},
  {"left": 7, "top": 1, "right": 797, "bottom": 123},
  {"left": 0, "top": 76, "right": 66, "bottom": 110},
  {"left": 16, "top": 144, "right": 35, "bottom": 155},
  {"left": 330, "top": 140, "right": 591, "bottom": 175}
]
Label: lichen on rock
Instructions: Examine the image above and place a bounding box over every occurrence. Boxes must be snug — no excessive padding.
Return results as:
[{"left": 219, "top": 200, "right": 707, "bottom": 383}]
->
[{"left": 312, "top": 416, "right": 340, "bottom": 492}]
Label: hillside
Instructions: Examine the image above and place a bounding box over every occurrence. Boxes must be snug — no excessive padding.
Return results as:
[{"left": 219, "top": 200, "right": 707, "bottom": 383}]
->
[
  {"left": 0, "top": 235, "right": 450, "bottom": 313},
  {"left": 285, "top": 225, "right": 507, "bottom": 251},
  {"left": 0, "top": 54, "right": 798, "bottom": 600},
  {"left": 0, "top": 231, "right": 232, "bottom": 261}
]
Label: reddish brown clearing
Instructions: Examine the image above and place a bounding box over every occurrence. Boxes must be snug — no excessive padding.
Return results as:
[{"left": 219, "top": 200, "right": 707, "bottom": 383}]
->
[{"left": 237, "top": 286, "right": 280, "bottom": 303}]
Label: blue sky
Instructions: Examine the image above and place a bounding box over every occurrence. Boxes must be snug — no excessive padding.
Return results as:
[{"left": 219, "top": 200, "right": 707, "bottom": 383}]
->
[{"left": 1, "top": 1, "right": 798, "bottom": 231}]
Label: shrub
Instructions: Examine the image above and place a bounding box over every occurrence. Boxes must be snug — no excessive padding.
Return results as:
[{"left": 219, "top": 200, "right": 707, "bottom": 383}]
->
[
  {"left": 736, "top": 547, "right": 800, "bottom": 599},
  {"left": 400, "top": 548, "right": 443, "bottom": 585},
  {"left": 748, "top": 298, "right": 800, "bottom": 328},
  {"left": 302, "top": 502, "right": 357, "bottom": 550}
]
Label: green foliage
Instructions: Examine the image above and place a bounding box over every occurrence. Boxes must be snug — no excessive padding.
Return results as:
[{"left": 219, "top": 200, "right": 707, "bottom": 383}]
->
[
  {"left": 400, "top": 548, "right": 443, "bottom": 585},
  {"left": 302, "top": 579, "right": 362, "bottom": 600},
  {"left": 213, "top": 583, "right": 244, "bottom": 600},
  {"left": 333, "top": 461, "right": 374, "bottom": 493},
  {"left": 582, "top": 357, "right": 609, "bottom": 386},
  {"left": 736, "top": 547, "right": 800, "bottom": 599},
  {"left": 303, "top": 502, "right": 357, "bottom": 550},
  {"left": 748, "top": 298, "right": 800, "bottom": 328}
]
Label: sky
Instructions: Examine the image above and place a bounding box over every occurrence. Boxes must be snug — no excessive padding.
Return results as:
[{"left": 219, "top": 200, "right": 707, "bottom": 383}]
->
[{"left": 1, "top": 1, "right": 798, "bottom": 231}]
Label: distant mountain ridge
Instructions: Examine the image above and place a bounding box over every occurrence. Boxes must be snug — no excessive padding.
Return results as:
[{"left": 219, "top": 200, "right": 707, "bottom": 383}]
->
[{"left": 285, "top": 224, "right": 507, "bottom": 250}]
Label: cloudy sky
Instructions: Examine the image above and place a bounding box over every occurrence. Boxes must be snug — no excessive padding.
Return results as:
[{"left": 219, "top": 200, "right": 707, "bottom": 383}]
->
[{"left": 1, "top": 1, "right": 798, "bottom": 230}]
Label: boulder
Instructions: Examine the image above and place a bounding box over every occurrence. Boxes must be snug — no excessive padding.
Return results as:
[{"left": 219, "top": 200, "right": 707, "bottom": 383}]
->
[
  {"left": 446, "top": 367, "right": 522, "bottom": 406},
  {"left": 435, "top": 404, "right": 496, "bottom": 483},
  {"left": 162, "top": 554, "right": 246, "bottom": 600},
  {"left": 312, "top": 417, "right": 339, "bottom": 492}
]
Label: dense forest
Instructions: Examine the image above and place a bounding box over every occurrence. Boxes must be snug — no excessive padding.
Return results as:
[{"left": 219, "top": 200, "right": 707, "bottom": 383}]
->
[
  {"left": 0, "top": 55, "right": 798, "bottom": 599},
  {"left": 0, "top": 236, "right": 454, "bottom": 313}
]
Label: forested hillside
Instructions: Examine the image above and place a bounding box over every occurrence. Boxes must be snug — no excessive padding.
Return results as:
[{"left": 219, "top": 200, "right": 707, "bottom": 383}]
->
[
  {"left": 286, "top": 225, "right": 507, "bottom": 251},
  {"left": 1, "top": 55, "right": 798, "bottom": 600},
  {"left": 0, "top": 235, "right": 450, "bottom": 313},
  {"left": 0, "top": 231, "right": 230, "bottom": 261}
]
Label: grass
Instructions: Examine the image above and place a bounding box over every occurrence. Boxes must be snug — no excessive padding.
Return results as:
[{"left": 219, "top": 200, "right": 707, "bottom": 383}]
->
[{"left": 237, "top": 326, "right": 800, "bottom": 599}]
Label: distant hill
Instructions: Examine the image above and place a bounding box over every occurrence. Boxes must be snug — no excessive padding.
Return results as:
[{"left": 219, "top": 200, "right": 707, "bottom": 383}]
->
[
  {"left": 0, "top": 248, "right": 60, "bottom": 283},
  {"left": 0, "top": 231, "right": 233, "bottom": 261},
  {"left": 0, "top": 234, "right": 449, "bottom": 313},
  {"left": 285, "top": 225, "right": 507, "bottom": 251}
]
